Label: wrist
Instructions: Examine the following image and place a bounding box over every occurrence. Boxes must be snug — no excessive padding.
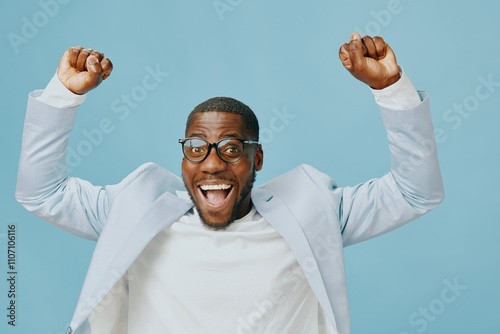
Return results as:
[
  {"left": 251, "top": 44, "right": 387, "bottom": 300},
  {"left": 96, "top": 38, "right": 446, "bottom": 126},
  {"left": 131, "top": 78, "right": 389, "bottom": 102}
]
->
[
  {"left": 57, "top": 70, "right": 86, "bottom": 95},
  {"left": 370, "top": 66, "right": 421, "bottom": 110},
  {"left": 36, "top": 71, "right": 87, "bottom": 108},
  {"left": 370, "top": 73, "right": 401, "bottom": 90}
]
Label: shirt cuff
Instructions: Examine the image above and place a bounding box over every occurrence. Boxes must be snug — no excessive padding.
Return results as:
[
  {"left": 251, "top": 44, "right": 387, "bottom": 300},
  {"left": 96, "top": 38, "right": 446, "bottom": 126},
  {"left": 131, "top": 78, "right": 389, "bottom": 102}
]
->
[
  {"left": 370, "top": 66, "right": 421, "bottom": 110},
  {"left": 36, "top": 71, "right": 87, "bottom": 108}
]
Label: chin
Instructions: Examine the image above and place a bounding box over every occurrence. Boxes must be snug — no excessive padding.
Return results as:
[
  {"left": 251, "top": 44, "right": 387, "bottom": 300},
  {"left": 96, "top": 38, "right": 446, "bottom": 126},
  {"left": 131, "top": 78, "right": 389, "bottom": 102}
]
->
[
  {"left": 184, "top": 189, "right": 240, "bottom": 231},
  {"left": 197, "top": 207, "right": 239, "bottom": 231},
  {"left": 200, "top": 218, "right": 233, "bottom": 231},
  {"left": 182, "top": 169, "right": 256, "bottom": 231}
]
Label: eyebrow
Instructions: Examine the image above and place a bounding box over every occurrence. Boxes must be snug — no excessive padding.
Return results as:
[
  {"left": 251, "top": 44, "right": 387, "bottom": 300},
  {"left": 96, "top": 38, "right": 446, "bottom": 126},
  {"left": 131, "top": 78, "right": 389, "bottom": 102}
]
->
[
  {"left": 221, "top": 133, "right": 240, "bottom": 138},
  {"left": 188, "top": 133, "right": 242, "bottom": 139}
]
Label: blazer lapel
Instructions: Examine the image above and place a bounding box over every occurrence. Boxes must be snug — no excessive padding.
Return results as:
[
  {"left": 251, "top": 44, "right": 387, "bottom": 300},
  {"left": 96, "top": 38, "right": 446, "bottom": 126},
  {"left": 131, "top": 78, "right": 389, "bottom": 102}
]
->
[{"left": 252, "top": 187, "right": 336, "bottom": 328}]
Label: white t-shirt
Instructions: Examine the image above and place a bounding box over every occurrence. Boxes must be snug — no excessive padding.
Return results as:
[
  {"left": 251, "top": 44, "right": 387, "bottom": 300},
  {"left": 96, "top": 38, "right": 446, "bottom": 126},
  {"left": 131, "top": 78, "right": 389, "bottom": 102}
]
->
[{"left": 127, "top": 191, "right": 322, "bottom": 334}]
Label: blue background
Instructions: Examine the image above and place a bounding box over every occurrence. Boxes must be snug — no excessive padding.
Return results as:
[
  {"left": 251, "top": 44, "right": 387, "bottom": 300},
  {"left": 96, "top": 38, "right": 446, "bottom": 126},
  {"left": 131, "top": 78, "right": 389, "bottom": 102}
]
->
[{"left": 1, "top": 0, "right": 499, "bottom": 333}]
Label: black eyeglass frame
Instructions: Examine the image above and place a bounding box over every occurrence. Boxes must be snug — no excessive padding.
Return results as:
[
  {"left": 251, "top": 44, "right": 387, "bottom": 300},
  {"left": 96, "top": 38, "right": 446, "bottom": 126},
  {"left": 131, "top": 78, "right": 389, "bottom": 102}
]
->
[{"left": 179, "top": 137, "right": 259, "bottom": 163}]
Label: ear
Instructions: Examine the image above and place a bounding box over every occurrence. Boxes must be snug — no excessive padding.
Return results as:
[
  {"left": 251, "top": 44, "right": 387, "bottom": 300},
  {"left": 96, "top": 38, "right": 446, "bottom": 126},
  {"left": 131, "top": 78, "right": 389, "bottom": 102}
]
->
[{"left": 254, "top": 144, "right": 263, "bottom": 171}]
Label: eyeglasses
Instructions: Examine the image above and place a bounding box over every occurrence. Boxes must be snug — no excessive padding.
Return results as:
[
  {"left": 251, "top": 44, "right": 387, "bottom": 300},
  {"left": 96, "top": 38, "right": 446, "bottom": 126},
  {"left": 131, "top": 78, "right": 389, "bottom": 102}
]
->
[{"left": 179, "top": 137, "right": 259, "bottom": 163}]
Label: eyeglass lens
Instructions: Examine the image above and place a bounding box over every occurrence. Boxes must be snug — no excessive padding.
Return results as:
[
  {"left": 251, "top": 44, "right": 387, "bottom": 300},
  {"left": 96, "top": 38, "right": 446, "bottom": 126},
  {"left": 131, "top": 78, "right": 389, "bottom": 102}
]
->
[{"left": 183, "top": 138, "right": 244, "bottom": 162}]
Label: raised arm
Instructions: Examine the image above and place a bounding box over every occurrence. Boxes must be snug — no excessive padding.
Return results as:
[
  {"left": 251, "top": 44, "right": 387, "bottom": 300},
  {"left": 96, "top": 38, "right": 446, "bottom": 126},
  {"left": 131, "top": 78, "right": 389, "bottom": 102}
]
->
[
  {"left": 336, "top": 33, "right": 444, "bottom": 246},
  {"left": 15, "top": 47, "right": 118, "bottom": 240}
]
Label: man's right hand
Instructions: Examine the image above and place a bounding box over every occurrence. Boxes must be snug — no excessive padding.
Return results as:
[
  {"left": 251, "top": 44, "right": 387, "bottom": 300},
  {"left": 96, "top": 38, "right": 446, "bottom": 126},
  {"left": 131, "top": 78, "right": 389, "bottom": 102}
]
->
[{"left": 57, "top": 46, "right": 113, "bottom": 95}]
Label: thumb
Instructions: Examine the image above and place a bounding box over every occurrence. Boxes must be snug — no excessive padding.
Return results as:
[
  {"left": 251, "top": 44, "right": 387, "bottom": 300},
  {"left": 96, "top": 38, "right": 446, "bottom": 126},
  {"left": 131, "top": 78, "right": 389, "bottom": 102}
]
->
[
  {"left": 350, "top": 32, "right": 361, "bottom": 41},
  {"left": 339, "top": 43, "right": 352, "bottom": 71},
  {"left": 84, "top": 55, "right": 103, "bottom": 86},
  {"left": 86, "top": 55, "right": 102, "bottom": 75}
]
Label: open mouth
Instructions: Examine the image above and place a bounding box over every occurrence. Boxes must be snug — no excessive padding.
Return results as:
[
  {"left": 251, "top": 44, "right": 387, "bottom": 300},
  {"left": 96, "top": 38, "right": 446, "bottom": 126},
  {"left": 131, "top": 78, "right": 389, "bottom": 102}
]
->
[{"left": 198, "top": 184, "right": 234, "bottom": 208}]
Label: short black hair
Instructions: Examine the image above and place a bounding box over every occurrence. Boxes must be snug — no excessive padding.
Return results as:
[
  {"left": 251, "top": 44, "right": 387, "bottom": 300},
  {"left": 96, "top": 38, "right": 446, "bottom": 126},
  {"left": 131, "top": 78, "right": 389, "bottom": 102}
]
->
[{"left": 185, "top": 97, "right": 259, "bottom": 141}]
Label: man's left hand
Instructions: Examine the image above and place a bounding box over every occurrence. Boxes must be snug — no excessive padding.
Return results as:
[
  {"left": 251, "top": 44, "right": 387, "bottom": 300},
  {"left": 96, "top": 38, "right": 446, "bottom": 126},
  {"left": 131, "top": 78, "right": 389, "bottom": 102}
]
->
[{"left": 339, "top": 32, "right": 400, "bottom": 90}]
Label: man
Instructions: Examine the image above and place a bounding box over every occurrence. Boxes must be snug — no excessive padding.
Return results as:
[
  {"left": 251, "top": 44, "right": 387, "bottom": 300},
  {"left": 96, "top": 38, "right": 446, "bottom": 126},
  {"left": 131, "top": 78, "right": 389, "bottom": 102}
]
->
[{"left": 15, "top": 32, "right": 444, "bottom": 334}]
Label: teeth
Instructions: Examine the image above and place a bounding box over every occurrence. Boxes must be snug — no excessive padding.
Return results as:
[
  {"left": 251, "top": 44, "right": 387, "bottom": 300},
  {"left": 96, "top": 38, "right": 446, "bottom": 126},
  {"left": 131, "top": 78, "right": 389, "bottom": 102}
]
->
[{"left": 200, "top": 184, "right": 232, "bottom": 191}]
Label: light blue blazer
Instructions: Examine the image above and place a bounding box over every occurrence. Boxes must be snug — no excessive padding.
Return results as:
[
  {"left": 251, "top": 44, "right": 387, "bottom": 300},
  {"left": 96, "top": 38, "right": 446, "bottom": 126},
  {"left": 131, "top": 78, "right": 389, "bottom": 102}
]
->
[{"left": 16, "top": 90, "right": 444, "bottom": 334}]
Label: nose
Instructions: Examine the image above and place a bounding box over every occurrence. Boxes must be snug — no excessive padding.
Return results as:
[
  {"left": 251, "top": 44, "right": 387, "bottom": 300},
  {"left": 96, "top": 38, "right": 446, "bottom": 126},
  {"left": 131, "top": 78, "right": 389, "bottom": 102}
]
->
[{"left": 201, "top": 145, "right": 227, "bottom": 174}]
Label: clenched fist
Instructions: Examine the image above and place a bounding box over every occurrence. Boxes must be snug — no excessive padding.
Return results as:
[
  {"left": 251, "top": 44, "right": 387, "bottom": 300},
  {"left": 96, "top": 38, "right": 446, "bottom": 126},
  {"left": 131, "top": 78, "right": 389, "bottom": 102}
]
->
[
  {"left": 57, "top": 46, "right": 113, "bottom": 95},
  {"left": 339, "top": 32, "right": 400, "bottom": 90}
]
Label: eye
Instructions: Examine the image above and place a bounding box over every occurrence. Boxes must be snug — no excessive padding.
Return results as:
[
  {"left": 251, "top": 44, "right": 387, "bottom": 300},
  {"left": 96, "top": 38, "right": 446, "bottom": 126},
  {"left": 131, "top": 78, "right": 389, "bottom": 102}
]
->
[
  {"left": 222, "top": 145, "right": 241, "bottom": 156},
  {"left": 191, "top": 146, "right": 206, "bottom": 154}
]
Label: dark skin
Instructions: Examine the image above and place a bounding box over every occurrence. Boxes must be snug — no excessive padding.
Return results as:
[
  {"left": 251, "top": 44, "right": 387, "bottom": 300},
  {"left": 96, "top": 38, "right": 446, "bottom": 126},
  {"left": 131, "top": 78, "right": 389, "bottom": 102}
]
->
[
  {"left": 58, "top": 32, "right": 401, "bottom": 228},
  {"left": 57, "top": 46, "right": 113, "bottom": 95},
  {"left": 339, "top": 32, "right": 400, "bottom": 89},
  {"left": 181, "top": 112, "right": 263, "bottom": 229}
]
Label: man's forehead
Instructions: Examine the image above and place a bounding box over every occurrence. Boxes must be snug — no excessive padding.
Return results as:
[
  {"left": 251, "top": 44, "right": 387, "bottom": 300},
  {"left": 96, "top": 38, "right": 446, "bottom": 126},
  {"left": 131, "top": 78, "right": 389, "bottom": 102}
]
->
[{"left": 186, "top": 111, "right": 247, "bottom": 136}]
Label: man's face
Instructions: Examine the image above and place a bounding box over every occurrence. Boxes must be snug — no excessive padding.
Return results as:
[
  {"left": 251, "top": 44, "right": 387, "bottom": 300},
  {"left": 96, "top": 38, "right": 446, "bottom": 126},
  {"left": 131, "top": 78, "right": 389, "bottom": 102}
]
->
[{"left": 181, "top": 111, "right": 263, "bottom": 230}]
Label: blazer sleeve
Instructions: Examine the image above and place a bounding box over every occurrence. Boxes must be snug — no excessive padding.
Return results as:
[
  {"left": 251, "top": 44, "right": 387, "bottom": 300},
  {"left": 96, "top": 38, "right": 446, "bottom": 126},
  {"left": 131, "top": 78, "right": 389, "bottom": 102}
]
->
[
  {"left": 15, "top": 90, "right": 153, "bottom": 241},
  {"left": 338, "top": 91, "right": 445, "bottom": 247}
]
